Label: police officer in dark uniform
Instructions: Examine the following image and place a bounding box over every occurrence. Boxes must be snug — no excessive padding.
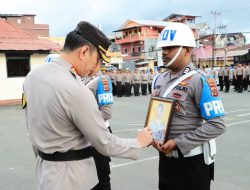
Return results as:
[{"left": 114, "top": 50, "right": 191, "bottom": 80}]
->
[{"left": 152, "top": 22, "right": 226, "bottom": 190}]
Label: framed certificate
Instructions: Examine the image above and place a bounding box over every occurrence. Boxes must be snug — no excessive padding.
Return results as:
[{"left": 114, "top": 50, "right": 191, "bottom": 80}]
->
[{"left": 144, "top": 97, "right": 175, "bottom": 143}]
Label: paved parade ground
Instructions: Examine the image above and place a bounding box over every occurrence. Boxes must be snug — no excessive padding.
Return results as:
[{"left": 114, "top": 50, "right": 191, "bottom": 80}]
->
[{"left": 0, "top": 89, "right": 250, "bottom": 190}]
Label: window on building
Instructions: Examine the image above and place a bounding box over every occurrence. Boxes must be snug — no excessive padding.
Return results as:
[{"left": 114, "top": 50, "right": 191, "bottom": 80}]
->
[
  {"left": 139, "top": 29, "right": 141, "bottom": 33},
  {"left": 125, "top": 32, "right": 128, "bottom": 36},
  {"left": 132, "top": 48, "right": 135, "bottom": 52},
  {"left": 138, "top": 47, "right": 141, "bottom": 52},
  {"left": 6, "top": 54, "right": 31, "bottom": 77},
  {"left": 129, "top": 31, "right": 132, "bottom": 34},
  {"left": 124, "top": 48, "right": 128, "bottom": 53},
  {"left": 135, "top": 30, "right": 137, "bottom": 33}
]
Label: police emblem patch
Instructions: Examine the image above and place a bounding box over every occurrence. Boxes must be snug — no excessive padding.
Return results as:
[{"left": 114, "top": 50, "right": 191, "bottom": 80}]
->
[
  {"left": 206, "top": 78, "right": 218, "bottom": 97},
  {"left": 101, "top": 78, "right": 110, "bottom": 92}
]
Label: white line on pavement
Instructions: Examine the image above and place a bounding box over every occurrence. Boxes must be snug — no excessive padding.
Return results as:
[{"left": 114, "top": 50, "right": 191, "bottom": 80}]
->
[
  {"left": 111, "top": 156, "right": 158, "bottom": 169},
  {"left": 237, "top": 113, "right": 250, "bottom": 117},
  {"left": 228, "top": 120, "right": 250, "bottom": 127},
  {"left": 225, "top": 109, "right": 250, "bottom": 114}
]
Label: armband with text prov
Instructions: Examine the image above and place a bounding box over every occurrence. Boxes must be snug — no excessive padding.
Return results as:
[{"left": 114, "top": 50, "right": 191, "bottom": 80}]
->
[
  {"left": 199, "top": 76, "right": 225, "bottom": 120},
  {"left": 97, "top": 77, "right": 113, "bottom": 106}
]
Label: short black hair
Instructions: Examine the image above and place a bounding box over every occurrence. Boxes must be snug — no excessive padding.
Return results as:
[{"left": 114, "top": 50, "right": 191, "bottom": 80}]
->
[{"left": 63, "top": 31, "right": 95, "bottom": 52}]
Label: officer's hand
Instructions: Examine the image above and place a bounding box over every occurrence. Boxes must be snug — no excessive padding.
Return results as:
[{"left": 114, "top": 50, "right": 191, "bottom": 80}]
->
[
  {"left": 160, "top": 139, "right": 177, "bottom": 154},
  {"left": 152, "top": 139, "right": 177, "bottom": 154},
  {"left": 136, "top": 127, "right": 153, "bottom": 148},
  {"left": 152, "top": 140, "right": 163, "bottom": 151}
]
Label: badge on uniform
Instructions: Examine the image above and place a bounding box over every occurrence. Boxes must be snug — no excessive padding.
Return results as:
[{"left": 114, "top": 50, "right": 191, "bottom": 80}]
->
[{"left": 182, "top": 67, "right": 191, "bottom": 75}]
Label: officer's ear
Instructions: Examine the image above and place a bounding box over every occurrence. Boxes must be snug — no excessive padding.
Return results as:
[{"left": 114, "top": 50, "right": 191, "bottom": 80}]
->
[
  {"left": 184, "top": 47, "right": 192, "bottom": 56},
  {"left": 79, "top": 45, "right": 90, "bottom": 60}
]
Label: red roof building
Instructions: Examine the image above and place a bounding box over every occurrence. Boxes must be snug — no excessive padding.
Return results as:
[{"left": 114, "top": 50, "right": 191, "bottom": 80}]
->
[
  {"left": 0, "top": 14, "right": 49, "bottom": 37},
  {"left": 0, "top": 19, "right": 61, "bottom": 104},
  {"left": 0, "top": 19, "right": 61, "bottom": 52}
]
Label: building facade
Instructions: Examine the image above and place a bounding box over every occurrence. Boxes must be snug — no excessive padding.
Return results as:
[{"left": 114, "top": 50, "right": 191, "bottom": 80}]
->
[
  {"left": 0, "top": 14, "right": 49, "bottom": 37},
  {"left": 0, "top": 19, "right": 60, "bottom": 104}
]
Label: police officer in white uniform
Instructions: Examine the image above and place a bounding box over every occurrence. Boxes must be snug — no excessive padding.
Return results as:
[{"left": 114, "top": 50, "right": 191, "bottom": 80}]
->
[
  {"left": 23, "top": 21, "right": 152, "bottom": 190},
  {"left": 152, "top": 22, "right": 226, "bottom": 190}
]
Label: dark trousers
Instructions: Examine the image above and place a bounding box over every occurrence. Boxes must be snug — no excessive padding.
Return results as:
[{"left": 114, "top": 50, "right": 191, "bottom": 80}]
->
[
  {"left": 91, "top": 127, "right": 112, "bottom": 190},
  {"left": 148, "top": 83, "right": 152, "bottom": 94},
  {"left": 159, "top": 152, "right": 214, "bottom": 190},
  {"left": 124, "top": 82, "right": 131, "bottom": 96},
  {"left": 237, "top": 75, "right": 243, "bottom": 92},
  {"left": 224, "top": 76, "right": 230, "bottom": 92},
  {"left": 122, "top": 84, "right": 125, "bottom": 96},
  {"left": 233, "top": 77, "right": 238, "bottom": 90},
  {"left": 134, "top": 83, "right": 140, "bottom": 96},
  {"left": 111, "top": 83, "right": 116, "bottom": 96},
  {"left": 141, "top": 83, "right": 147, "bottom": 95},
  {"left": 91, "top": 149, "right": 111, "bottom": 190},
  {"left": 219, "top": 76, "right": 223, "bottom": 91},
  {"left": 243, "top": 77, "right": 248, "bottom": 90},
  {"left": 116, "top": 82, "right": 122, "bottom": 97}
]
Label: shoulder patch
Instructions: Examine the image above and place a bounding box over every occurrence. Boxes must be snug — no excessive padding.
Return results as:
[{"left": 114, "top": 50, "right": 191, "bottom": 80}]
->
[
  {"left": 199, "top": 76, "right": 225, "bottom": 120},
  {"left": 97, "top": 77, "right": 113, "bottom": 106}
]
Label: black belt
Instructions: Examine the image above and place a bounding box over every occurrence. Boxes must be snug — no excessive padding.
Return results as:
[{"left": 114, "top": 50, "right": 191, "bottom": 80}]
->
[{"left": 38, "top": 146, "right": 93, "bottom": 161}]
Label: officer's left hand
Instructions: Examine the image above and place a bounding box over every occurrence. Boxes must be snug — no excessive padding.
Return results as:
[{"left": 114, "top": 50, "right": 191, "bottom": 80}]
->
[
  {"left": 153, "top": 139, "right": 177, "bottom": 154},
  {"left": 160, "top": 139, "right": 177, "bottom": 154}
]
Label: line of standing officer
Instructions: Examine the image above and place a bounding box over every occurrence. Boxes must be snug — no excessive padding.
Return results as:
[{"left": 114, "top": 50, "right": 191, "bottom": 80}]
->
[
  {"left": 223, "top": 65, "right": 230, "bottom": 92},
  {"left": 132, "top": 69, "right": 142, "bottom": 96}
]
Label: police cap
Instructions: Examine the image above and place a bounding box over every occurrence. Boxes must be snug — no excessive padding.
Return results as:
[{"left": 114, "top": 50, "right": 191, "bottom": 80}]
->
[{"left": 74, "top": 21, "right": 111, "bottom": 63}]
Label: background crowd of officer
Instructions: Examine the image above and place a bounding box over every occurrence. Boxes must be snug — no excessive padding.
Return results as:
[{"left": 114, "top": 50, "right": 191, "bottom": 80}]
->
[
  {"left": 209, "top": 63, "right": 250, "bottom": 93},
  {"left": 104, "top": 68, "right": 156, "bottom": 97}
]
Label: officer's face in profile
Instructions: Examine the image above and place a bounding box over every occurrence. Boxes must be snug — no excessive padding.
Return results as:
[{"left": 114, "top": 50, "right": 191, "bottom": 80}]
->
[
  {"left": 162, "top": 46, "right": 191, "bottom": 71},
  {"left": 78, "top": 46, "right": 101, "bottom": 77}
]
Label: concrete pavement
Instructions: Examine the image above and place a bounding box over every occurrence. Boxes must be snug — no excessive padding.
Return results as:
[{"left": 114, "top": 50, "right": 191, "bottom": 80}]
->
[{"left": 0, "top": 89, "right": 250, "bottom": 190}]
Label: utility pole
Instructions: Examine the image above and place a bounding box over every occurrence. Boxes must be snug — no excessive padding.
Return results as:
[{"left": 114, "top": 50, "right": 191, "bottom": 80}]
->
[
  {"left": 218, "top": 24, "right": 227, "bottom": 66},
  {"left": 211, "top": 11, "right": 220, "bottom": 66}
]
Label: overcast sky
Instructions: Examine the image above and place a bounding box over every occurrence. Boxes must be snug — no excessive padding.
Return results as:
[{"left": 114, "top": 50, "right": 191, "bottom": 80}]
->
[{"left": 1, "top": 0, "right": 250, "bottom": 41}]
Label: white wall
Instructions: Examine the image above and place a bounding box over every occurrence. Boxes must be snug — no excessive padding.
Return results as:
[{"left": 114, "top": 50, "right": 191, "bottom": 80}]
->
[{"left": 0, "top": 53, "right": 47, "bottom": 101}]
